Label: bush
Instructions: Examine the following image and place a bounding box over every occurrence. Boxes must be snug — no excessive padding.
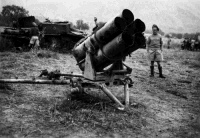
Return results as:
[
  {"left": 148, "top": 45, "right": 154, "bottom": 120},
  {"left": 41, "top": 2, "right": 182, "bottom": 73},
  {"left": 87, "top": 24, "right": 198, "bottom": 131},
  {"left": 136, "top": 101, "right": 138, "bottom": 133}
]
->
[
  {"left": 75, "top": 19, "right": 89, "bottom": 30},
  {"left": 0, "top": 5, "right": 29, "bottom": 26}
]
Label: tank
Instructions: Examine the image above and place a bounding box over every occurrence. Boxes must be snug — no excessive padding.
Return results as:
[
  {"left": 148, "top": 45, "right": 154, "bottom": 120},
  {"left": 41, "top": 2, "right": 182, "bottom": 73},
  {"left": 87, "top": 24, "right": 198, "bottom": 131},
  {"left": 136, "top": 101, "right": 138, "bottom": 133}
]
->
[
  {"left": 38, "top": 20, "right": 85, "bottom": 51},
  {"left": 0, "top": 16, "right": 35, "bottom": 51},
  {"left": 0, "top": 16, "right": 85, "bottom": 52}
]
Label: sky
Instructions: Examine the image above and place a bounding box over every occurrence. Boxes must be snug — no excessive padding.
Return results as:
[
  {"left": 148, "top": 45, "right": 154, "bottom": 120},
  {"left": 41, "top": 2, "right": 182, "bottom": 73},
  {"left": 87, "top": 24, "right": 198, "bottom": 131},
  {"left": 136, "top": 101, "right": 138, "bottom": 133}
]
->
[
  {"left": 1, "top": 0, "right": 200, "bottom": 33},
  {"left": 1, "top": 0, "right": 144, "bottom": 21}
]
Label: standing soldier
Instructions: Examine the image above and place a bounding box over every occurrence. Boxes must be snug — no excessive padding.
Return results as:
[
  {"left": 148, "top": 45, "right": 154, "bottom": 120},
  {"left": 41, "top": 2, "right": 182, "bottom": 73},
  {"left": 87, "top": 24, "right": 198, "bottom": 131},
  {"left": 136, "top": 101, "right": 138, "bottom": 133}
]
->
[
  {"left": 92, "top": 17, "right": 98, "bottom": 32},
  {"left": 92, "top": 17, "right": 106, "bottom": 34},
  {"left": 167, "top": 36, "right": 171, "bottom": 49},
  {"left": 146, "top": 24, "right": 165, "bottom": 78},
  {"left": 187, "top": 38, "right": 191, "bottom": 50},
  {"left": 195, "top": 34, "right": 200, "bottom": 51},
  {"left": 191, "top": 38, "right": 195, "bottom": 51},
  {"left": 182, "top": 38, "right": 187, "bottom": 50},
  {"left": 29, "top": 22, "right": 40, "bottom": 53}
]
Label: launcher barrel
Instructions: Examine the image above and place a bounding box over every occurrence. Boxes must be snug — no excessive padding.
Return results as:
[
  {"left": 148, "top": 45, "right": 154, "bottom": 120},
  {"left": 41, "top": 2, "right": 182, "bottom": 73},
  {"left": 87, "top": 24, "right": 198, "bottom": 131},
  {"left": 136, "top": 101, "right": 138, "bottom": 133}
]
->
[{"left": 72, "top": 9, "right": 146, "bottom": 72}]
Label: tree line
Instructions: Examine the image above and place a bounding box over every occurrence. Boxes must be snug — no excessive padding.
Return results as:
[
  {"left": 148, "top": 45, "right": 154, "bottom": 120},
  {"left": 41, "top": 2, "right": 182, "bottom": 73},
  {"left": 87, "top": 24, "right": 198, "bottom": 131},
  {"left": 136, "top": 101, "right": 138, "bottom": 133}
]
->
[
  {"left": 0, "top": 5, "right": 29, "bottom": 26},
  {"left": 167, "top": 32, "right": 200, "bottom": 40},
  {"left": 145, "top": 28, "right": 200, "bottom": 40},
  {"left": 0, "top": 5, "right": 90, "bottom": 30}
]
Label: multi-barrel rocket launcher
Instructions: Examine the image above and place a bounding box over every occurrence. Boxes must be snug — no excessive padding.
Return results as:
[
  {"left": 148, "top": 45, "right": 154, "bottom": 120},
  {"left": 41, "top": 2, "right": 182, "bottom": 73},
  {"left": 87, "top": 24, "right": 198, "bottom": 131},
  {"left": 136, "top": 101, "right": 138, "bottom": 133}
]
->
[{"left": 0, "top": 9, "right": 146, "bottom": 110}]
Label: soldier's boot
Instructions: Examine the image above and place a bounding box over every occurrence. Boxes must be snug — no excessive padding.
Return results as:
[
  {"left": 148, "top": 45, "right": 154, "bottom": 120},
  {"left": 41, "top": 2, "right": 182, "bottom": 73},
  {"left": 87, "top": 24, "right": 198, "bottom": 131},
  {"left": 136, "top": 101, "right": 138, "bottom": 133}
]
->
[
  {"left": 150, "top": 66, "right": 154, "bottom": 77},
  {"left": 158, "top": 66, "right": 165, "bottom": 78}
]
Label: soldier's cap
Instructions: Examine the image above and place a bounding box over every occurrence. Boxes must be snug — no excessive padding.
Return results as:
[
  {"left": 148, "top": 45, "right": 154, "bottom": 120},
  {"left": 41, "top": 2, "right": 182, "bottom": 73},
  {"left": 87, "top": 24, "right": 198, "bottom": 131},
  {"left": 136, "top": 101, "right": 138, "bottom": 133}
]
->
[{"left": 152, "top": 24, "right": 159, "bottom": 31}]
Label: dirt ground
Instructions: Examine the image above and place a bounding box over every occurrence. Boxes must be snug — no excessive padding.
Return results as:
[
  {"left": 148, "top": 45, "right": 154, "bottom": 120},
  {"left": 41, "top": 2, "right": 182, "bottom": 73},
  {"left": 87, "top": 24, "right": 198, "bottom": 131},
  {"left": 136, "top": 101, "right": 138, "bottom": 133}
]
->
[{"left": 0, "top": 48, "right": 200, "bottom": 138}]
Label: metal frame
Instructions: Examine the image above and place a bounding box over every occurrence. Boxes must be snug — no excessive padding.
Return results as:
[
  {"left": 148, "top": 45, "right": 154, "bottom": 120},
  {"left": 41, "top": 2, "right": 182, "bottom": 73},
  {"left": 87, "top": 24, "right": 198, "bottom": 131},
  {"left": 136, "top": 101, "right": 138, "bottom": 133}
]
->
[{"left": 0, "top": 52, "right": 132, "bottom": 110}]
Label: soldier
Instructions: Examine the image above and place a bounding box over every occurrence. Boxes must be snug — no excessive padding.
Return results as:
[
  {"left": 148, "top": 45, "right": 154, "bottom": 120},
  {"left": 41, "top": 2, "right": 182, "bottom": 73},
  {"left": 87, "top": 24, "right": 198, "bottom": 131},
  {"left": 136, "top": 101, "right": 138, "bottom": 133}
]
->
[
  {"left": 92, "top": 17, "right": 106, "bottom": 33},
  {"left": 92, "top": 17, "right": 98, "bottom": 32},
  {"left": 195, "top": 34, "right": 200, "bottom": 51},
  {"left": 146, "top": 24, "right": 165, "bottom": 78},
  {"left": 194, "top": 40, "right": 199, "bottom": 51},
  {"left": 167, "top": 36, "right": 171, "bottom": 49},
  {"left": 182, "top": 38, "right": 187, "bottom": 50},
  {"left": 29, "top": 22, "right": 40, "bottom": 53},
  {"left": 186, "top": 38, "right": 191, "bottom": 50},
  {"left": 191, "top": 39, "right": 195, "bottom": 51}
]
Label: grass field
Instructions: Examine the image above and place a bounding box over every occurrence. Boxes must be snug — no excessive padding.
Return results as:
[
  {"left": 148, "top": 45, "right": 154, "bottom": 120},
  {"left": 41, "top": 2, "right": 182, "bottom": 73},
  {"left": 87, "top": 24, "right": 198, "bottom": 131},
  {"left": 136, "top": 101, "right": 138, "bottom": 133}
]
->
[{"left": 0, "top": 47, "right": 200, "bottom": 137}]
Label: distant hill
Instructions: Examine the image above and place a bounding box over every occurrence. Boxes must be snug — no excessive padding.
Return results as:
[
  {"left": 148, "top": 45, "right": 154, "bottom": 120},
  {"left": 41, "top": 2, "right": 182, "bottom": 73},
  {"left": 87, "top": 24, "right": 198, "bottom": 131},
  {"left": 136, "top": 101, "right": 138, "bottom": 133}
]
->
[
  {"left": 128, "top": 0, "right": 200, "bottom": 33},
  {"left": 87, "top": 0, "right": 200, "bottom": 33}
]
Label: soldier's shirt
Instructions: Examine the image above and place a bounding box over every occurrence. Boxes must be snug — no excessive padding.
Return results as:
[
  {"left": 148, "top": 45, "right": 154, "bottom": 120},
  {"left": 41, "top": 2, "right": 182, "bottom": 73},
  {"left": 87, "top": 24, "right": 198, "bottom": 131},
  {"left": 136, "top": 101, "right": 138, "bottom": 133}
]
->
[
  {"left": 30, "top": 27, "right": 39, "bottom": 36},
  {"left": 147, "top": 34, "right": 163, "bottom": 50},
  {"left": 147, "top": 34, "right": 163, "bottom": 61}
]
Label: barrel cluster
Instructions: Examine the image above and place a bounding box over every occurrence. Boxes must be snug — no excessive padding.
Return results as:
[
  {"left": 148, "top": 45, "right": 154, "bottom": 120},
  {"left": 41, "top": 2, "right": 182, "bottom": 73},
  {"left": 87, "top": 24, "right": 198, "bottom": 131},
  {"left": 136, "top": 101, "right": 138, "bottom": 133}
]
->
[{"left": 73, "top": 9, "right": 146, "bottom": 71}]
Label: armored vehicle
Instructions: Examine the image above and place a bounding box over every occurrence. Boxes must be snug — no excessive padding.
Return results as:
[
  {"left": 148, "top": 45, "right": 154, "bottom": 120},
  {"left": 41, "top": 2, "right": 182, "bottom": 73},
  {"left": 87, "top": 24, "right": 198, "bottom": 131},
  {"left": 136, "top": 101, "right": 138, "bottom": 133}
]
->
[
  {"left": 39, "top": 20, "right": 85, "bottom": 51},
  {"left": 0, "top": 16, "right": 85, "bottom": 52}
]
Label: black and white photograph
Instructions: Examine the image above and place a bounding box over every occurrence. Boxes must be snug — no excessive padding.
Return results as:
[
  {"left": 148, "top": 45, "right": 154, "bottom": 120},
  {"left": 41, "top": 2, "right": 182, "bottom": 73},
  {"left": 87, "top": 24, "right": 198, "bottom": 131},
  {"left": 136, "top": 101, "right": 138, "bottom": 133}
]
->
[{"left": 0, "top": 0, "right": 200, "bottom": 137}]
